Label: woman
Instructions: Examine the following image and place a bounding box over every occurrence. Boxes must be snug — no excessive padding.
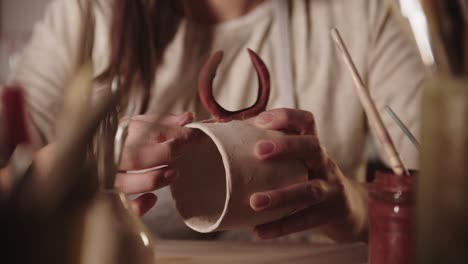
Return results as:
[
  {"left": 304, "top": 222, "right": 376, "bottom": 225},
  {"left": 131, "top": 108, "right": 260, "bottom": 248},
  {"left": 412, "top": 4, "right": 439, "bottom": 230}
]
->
[{"left": 3, "top": 0, "right": 425, "bottom": 241}]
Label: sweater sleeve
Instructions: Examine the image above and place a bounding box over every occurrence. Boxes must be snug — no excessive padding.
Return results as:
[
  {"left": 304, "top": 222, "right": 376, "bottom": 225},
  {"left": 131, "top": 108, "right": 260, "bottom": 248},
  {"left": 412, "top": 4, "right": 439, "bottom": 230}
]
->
[
  {"left": 365, "top": 0, "right": 427, "bottom": 170},
  {"left": 7, "top": 0, "right": 87, "bottom": 144}
]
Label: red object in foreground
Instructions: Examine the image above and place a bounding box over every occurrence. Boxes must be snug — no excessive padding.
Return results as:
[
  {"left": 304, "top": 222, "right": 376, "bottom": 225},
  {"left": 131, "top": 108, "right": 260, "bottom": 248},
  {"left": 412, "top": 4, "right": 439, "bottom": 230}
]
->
[
  {"left": 198, "top": 49, "right": 271, "bottom": 122},
  {"left": 369, "top": 171, "right": 416, "bottom": 264},
  {"left": 1, "top": 86, "right": 30, "bottom": 155}
]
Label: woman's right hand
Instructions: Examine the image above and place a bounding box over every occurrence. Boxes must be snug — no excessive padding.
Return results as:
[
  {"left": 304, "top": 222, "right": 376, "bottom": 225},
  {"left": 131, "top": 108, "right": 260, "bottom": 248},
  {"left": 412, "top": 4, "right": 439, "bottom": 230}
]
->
[
  {"left": 115, "top": 112, "right": 196, "bottom": 215},
  {"left": 1, "top": 112, "right": 196, "bottom": 215}
]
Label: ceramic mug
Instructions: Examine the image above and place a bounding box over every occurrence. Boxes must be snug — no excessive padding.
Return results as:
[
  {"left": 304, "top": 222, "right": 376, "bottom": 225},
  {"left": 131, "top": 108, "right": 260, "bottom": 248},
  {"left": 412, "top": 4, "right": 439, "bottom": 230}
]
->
[{"left": 170, "top": 120, "right": 309, "bottom": 233}]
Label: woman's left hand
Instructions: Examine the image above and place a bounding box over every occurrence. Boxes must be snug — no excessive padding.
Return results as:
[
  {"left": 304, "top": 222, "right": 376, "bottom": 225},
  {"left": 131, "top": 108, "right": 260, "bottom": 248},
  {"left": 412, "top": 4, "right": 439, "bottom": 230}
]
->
[{"left": 249, "top": 108, "right": 369, "bottom": 242}]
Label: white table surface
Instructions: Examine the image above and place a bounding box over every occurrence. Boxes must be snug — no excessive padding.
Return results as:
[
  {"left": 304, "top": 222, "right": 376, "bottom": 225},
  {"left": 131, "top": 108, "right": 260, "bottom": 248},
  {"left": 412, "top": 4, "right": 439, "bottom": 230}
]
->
[{"left": 155, "top": 240, "right": 368, "bottom": 264}]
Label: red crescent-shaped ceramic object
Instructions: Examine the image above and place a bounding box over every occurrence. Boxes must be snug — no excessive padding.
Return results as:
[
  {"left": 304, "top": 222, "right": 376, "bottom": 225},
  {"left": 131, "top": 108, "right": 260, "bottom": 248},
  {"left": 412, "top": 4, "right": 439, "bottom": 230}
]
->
[{"left": 198, "top": 49, "right": 271, "bottom": 122}]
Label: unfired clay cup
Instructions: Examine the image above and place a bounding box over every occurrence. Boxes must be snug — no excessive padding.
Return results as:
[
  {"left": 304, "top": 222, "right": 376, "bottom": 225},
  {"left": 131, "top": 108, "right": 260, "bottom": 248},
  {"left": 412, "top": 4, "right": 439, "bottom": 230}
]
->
[{"left": 170, "top": 120, "right": 308, "bottom": 233}]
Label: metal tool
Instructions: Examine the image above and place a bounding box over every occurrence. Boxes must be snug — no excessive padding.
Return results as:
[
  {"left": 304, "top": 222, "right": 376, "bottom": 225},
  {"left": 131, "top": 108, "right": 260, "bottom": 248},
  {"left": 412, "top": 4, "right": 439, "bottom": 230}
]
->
[{"left": 385, "top": 105, "right": 421, "bottom": 150}]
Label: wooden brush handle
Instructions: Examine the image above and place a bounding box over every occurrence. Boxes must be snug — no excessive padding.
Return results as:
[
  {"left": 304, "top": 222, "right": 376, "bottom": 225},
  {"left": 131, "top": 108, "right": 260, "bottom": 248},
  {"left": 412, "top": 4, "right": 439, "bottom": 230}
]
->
[{"left": 331, "top": 29, "right": 409, "bottom": 176}]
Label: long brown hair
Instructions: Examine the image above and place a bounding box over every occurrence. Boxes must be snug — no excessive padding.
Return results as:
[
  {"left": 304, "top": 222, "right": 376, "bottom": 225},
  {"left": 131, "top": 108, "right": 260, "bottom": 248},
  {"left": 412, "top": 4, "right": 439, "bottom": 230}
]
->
[{"left": 97, "top": 0, "right": 179, "bottom": 112}]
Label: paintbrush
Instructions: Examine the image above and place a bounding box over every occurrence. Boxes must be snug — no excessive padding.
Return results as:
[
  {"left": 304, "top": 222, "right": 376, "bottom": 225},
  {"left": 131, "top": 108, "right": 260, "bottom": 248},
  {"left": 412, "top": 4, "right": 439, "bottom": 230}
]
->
[
  {"left": 438, "top": 0, "right": 466, "bottom": 75},
  {"left": 422, "top": 0, "right": 467, "bottom": 76},
  {"left": 331, "top": 28, "right": 410, "bottom": 176},
  {"left": 422, "top": 0, "right": 453, "bottom": 75}
]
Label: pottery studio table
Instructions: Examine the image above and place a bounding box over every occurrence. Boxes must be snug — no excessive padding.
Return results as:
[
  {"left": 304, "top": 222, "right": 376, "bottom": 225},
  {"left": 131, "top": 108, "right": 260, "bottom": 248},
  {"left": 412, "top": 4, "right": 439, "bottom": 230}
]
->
[{"left": 155, "top": 240, "right": 368, "bottom": 264}]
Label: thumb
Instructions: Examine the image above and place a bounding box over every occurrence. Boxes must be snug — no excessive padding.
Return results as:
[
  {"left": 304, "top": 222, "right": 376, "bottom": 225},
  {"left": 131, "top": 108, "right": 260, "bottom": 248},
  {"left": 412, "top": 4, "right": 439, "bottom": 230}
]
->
[
  {"left": 130, "top": 193, "right": 158, "bottom": 216},
  {"left": 250, "top": 179, "right": 342, "bottom": 212}
]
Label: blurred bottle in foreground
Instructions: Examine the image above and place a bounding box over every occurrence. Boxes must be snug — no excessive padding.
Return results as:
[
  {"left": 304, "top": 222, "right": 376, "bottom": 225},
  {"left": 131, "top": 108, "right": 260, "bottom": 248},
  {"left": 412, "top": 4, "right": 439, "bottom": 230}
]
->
[
  {"left": 417, "top": 1, "right": 468, "bottom": 263},
  {"left": 418, "top": 77, "right": 468, "bottom": 264}
]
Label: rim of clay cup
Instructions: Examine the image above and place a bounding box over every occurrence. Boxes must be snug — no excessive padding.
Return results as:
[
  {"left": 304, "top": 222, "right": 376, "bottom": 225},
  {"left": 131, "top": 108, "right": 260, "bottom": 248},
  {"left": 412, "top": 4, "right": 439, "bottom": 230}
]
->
[{"left": 182, "top": 122, "right": 233, "bottom": 233}]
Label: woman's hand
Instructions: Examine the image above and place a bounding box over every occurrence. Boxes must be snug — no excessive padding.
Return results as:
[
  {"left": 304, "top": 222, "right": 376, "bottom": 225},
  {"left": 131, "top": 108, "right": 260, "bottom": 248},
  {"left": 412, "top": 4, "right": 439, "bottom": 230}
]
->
[
  {"left": 115, "top": 112, "right": 197, "bottom": 216},
  {"left": 249, "top": 108, "right": 369, "bottom": 242},
  {"left": 0, "top": 112, "right": 197, "bottom": 216}
]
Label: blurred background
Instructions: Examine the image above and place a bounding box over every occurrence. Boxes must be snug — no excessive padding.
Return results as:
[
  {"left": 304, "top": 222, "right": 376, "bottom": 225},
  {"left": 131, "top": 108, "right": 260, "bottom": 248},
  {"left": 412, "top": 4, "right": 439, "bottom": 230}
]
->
[
  {"left": 0, "top": 0, "right": 50, "bottom": 83},
  {"left": 0, "top": 0, "right": 434, "bottom": 84}
]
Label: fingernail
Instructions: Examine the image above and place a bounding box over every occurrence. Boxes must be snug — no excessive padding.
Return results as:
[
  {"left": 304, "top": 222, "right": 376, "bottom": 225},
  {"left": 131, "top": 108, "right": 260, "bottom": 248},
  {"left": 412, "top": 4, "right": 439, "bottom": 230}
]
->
[
  {"left": 164, "top": 169, "right": 178, "bottom": 182},
  {"left": 251, "top": 194, "right": 271, "bottom": 209},
  {"left": 164, "top": 138, "right": 176, "bottom": 144},
  {"left": 256, "top": 141, "right": 275, "bottom": 156},
  {"left": 256, "top": 113, "right": 274, "bottom": 126},
  {"left": 178, "top": 112, "right": 193, "bottom": 126}
]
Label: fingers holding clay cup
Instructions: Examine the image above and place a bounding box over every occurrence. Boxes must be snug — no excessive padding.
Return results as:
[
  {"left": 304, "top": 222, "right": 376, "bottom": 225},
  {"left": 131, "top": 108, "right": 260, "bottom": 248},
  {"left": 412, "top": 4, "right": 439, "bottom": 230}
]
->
[
  {"left": 170, "top": 121, "right": 308, "bottom": 233},
  {"left": 253, "top": 108, "right": 317, "bottom": 135},
  {"left": 115, "top": 168, "right": 179, "bottom": 194},
  {"left": 250, "top": 179, "right": 333, "bottom": 212}
]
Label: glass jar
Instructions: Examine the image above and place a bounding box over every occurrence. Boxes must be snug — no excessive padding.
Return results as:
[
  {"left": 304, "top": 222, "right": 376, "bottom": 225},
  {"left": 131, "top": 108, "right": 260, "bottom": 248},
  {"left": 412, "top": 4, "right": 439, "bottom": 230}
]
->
[{"left": 369, "top": 171, "right": 416, "bottom": 264}]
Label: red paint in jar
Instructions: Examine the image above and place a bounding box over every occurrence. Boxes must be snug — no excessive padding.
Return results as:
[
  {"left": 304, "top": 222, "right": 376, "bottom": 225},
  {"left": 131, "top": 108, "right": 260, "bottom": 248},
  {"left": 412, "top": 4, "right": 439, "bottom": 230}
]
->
[{"left": 369, "top": 171, "right": 416, "bottom": 264}]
